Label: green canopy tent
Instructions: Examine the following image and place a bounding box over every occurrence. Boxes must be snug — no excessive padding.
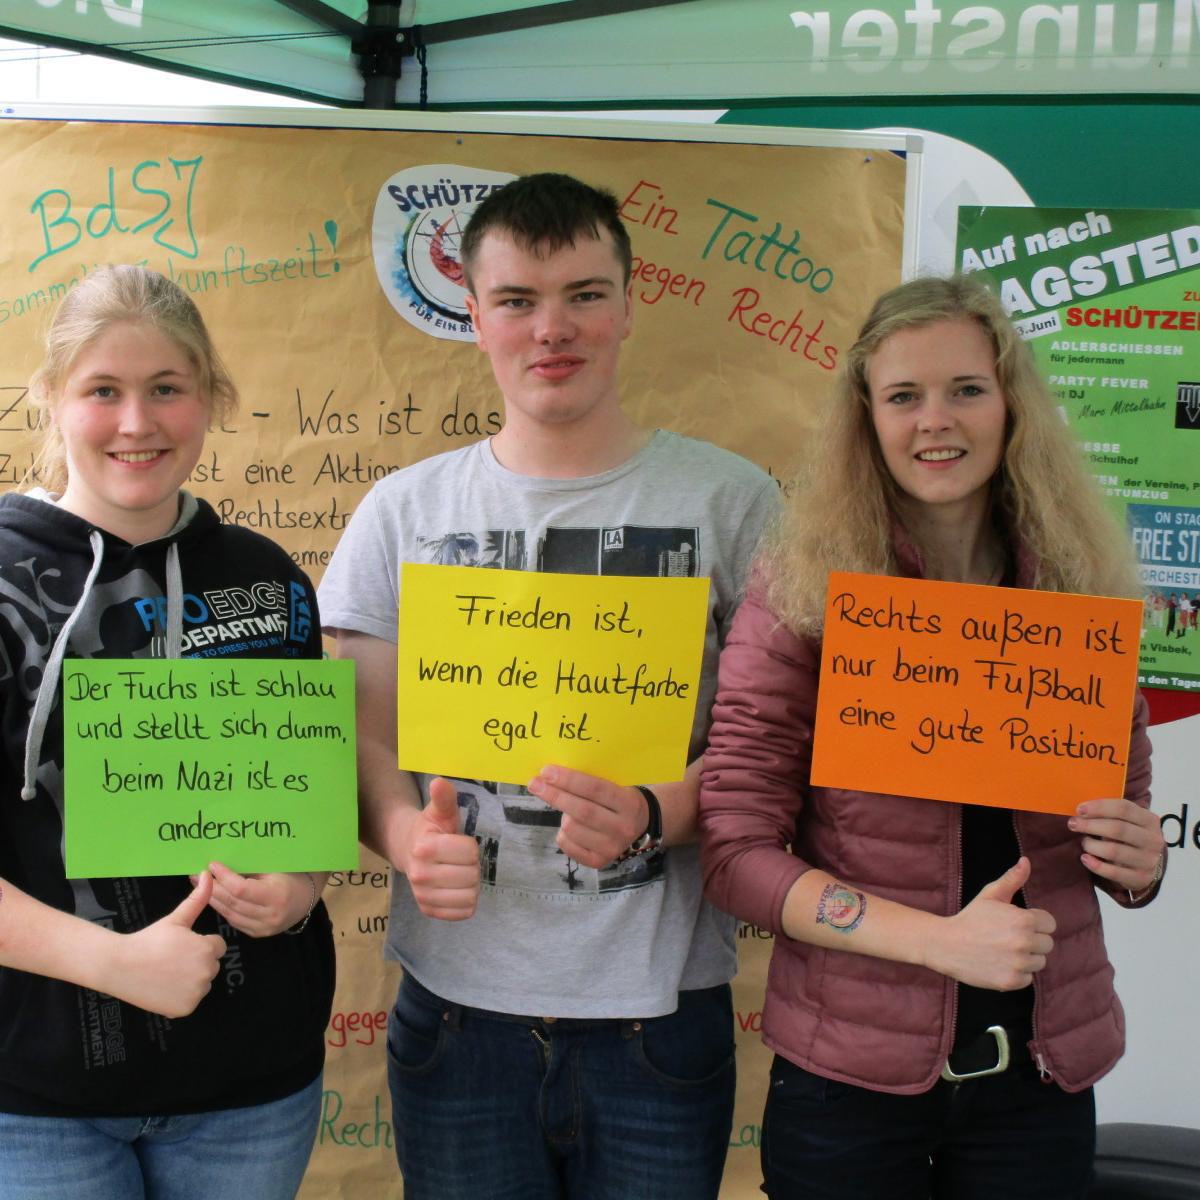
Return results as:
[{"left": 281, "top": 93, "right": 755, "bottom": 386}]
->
[
  {"left": 3, "top": 3, "right": 1198, "bottom": 229},
  {"left": 3, "top": 0, "right": 1198, "bottom": 111}
]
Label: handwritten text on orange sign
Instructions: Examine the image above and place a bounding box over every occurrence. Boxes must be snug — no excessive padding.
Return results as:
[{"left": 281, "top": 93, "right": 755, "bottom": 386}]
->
[{"left": 810, "top": 572, "right": 1142, "bottom": 815}]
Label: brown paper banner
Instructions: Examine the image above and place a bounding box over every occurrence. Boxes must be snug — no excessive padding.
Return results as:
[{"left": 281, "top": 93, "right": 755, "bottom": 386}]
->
[{"left": 0, "top": 110, "right": 908, "bottom": 1198}]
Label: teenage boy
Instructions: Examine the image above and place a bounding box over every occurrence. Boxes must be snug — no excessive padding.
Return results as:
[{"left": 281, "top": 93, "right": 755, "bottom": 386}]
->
[{"left": 319, "top": 172, "right": 776, "bottom": 1200}]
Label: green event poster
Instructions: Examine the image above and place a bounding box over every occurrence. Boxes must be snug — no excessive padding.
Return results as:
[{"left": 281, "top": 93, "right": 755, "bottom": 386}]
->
[
  {"left": 956, "top": 206, "right": 1200, "bottom": 692},
  {"left": 64, "top": 659, "right": 359, "bottom": 877}
]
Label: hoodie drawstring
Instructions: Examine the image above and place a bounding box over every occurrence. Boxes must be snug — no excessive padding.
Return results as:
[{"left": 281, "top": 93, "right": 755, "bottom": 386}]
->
[
  {"left": 20, "top": 535, "right": 185, "bottom": 800},
  {"left": 21, "top": 530, "right": 105, "bottom": 800},
  {"left": 165, "top": 542, "right": 183, "bottom": 658}
]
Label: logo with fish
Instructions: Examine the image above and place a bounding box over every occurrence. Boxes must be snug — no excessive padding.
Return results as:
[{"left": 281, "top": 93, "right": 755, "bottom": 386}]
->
[{"left": 372, "top": 164, "right": 515, "bottom": 342}]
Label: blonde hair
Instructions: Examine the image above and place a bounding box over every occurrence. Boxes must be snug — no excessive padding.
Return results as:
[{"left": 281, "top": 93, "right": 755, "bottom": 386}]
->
[
  {"left": 25, "top": 265, "right": 237, "bottom": 493},
  {"left": 763, "top": 275, "right": 1140, "bottom": 636}
]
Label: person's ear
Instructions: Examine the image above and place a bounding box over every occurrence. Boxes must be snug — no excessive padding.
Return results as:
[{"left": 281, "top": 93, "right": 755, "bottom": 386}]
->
[{"left": 464, "top": 292, "right": 487, "bottom": 353}]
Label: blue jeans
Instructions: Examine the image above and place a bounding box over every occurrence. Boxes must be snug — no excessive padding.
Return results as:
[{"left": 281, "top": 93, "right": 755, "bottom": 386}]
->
[
  {"left": 387, "top": 974, "right": 736, "bottom": 1200},
  {"left": 0, "top": 1074, "right": 322, "bottom": 1200},
  {"left": 761, "top": 1055, "right": 1095, "bottom": 1200}
]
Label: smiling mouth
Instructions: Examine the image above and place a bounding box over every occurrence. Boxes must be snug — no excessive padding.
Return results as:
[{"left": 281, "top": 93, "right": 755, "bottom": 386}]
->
[
  {"left": 916, "top": 449, "right": 965, "bottom": 462},
  {"left": 110, "top": 450, "right": 166, "bottom": 463}
]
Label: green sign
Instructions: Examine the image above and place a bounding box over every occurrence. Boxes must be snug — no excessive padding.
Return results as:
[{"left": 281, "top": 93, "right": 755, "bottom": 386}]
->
[
  {"left": 64, "top": 659, "right": 358, "bottom": 877},
  {"left": 957, "top": 205, "right": 1200, "bottom": 692}
]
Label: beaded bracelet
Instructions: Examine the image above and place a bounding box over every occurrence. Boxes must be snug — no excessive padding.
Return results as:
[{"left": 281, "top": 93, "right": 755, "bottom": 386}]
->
[
  {"left": 1126, "top": 852, "right": 1164, "bottom": 905},
  {"left": 285, "top": 872, "right": 318, "bottom": 935}
]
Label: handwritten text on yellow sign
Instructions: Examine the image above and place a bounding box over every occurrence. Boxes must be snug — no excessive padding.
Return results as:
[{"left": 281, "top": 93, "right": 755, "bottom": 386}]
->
[{"left": 397, "top": 564, "right": 710, "bottom": 785}]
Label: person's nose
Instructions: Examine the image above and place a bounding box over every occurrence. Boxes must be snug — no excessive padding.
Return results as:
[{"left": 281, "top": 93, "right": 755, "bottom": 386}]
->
[
  {"left": 916, "top": 394, "right": 955, "bottom": 433},
  {"left": 534, "top": 300, "right": 576, "bottom": 346},
  {"left": 116, "top": 396, "right": 157, "bottom": 438}
]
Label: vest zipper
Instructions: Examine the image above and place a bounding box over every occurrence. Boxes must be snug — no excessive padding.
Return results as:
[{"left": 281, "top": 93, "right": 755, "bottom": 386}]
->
[
  {"left": 947, "top": 805, "right": 963, "bottom": 1070},
  {"left": 1012, "top": 813, "right": 1052, "bottom": 1084}
]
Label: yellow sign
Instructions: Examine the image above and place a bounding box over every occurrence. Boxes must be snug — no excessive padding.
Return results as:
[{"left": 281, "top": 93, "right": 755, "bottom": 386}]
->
[{"left": 397, "top": 564, "right": 710, "bottom": 785}]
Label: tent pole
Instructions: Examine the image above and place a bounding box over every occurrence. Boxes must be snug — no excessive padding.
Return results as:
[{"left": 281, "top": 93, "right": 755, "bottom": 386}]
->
[{"left": 355, "top": 0, "right": 406, "bottom": 109}]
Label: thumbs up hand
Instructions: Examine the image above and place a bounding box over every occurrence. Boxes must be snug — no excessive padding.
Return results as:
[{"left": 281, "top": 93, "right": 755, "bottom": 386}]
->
[
  {"left": 403, "top": 777, "right": 481, "bottom": 921},
  {"left": 929, "top": 857, "right": 1056, "bottom": 991},
  {"left": 107, "top": 871, "right": 227, "bottom": 1018}
]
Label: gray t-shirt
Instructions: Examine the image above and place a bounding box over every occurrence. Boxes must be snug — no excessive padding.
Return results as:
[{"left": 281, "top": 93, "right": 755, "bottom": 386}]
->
[{"left": 319, "top": 430, "right": 777, "bottom": 1017}]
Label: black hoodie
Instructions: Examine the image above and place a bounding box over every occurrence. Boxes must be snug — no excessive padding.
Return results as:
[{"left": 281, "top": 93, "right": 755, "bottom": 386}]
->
[{"left": 0, "top": 492, "right": 334, "bottom": 1116}]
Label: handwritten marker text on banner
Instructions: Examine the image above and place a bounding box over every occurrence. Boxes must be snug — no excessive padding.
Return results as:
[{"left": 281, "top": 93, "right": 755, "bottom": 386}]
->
[
  {"left": 64, "top": 659, "right": 359, "bottom": 877},
  {"left": 397, "top": 564, "right": 710, "bottom": 786},
  {"left": 809, "top": 572, "right": 1142, "bottom": 816}
]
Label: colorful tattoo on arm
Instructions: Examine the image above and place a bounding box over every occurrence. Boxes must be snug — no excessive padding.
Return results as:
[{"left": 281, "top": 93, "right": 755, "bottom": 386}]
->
[{"left": 816, "top": 883, "right": 866, "bottom": 934}]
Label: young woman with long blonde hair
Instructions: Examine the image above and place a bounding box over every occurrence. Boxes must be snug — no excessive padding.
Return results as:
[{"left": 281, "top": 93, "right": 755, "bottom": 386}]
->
[
  {"left": 700, "top": 275, "right": 1164, "bottom": 1200},
  {"left": 0, "top": 266, "right": 334, "bottom": 1200}
]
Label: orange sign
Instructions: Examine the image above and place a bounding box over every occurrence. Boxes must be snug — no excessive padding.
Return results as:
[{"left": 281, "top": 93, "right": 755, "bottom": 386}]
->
[{"left": 810, "top": 572, "right": 1143, "bottom": 815}]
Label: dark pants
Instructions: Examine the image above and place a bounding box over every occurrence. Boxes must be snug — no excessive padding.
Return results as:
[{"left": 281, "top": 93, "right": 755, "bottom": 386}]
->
[
  {"left": 761, "top": 1054, "right": 1095, "bottom": 1200},
  {"left": 387, "top": 974, "right": 736, "bottom": 1200}
]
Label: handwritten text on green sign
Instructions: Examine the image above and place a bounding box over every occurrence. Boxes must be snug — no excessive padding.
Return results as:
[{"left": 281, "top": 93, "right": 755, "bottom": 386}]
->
[{"left": 64, "top": 659, "right": 358, "bottom": 877}]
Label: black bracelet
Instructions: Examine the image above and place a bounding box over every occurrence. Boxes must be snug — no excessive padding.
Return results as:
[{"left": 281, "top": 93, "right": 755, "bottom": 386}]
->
[{"left": 614, "top": 786, "right": 664, "bottom": 862}]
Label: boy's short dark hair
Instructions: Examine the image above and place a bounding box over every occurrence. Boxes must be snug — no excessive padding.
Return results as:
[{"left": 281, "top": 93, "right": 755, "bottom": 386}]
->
[{"left": 461, "top": 172, "right": 632, "bottom": 291}]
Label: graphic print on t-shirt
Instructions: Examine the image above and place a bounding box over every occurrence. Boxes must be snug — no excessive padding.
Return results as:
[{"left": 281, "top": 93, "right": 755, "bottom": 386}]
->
[{"left": 413, "top": 523, "right": 701, "bottom": 898}]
